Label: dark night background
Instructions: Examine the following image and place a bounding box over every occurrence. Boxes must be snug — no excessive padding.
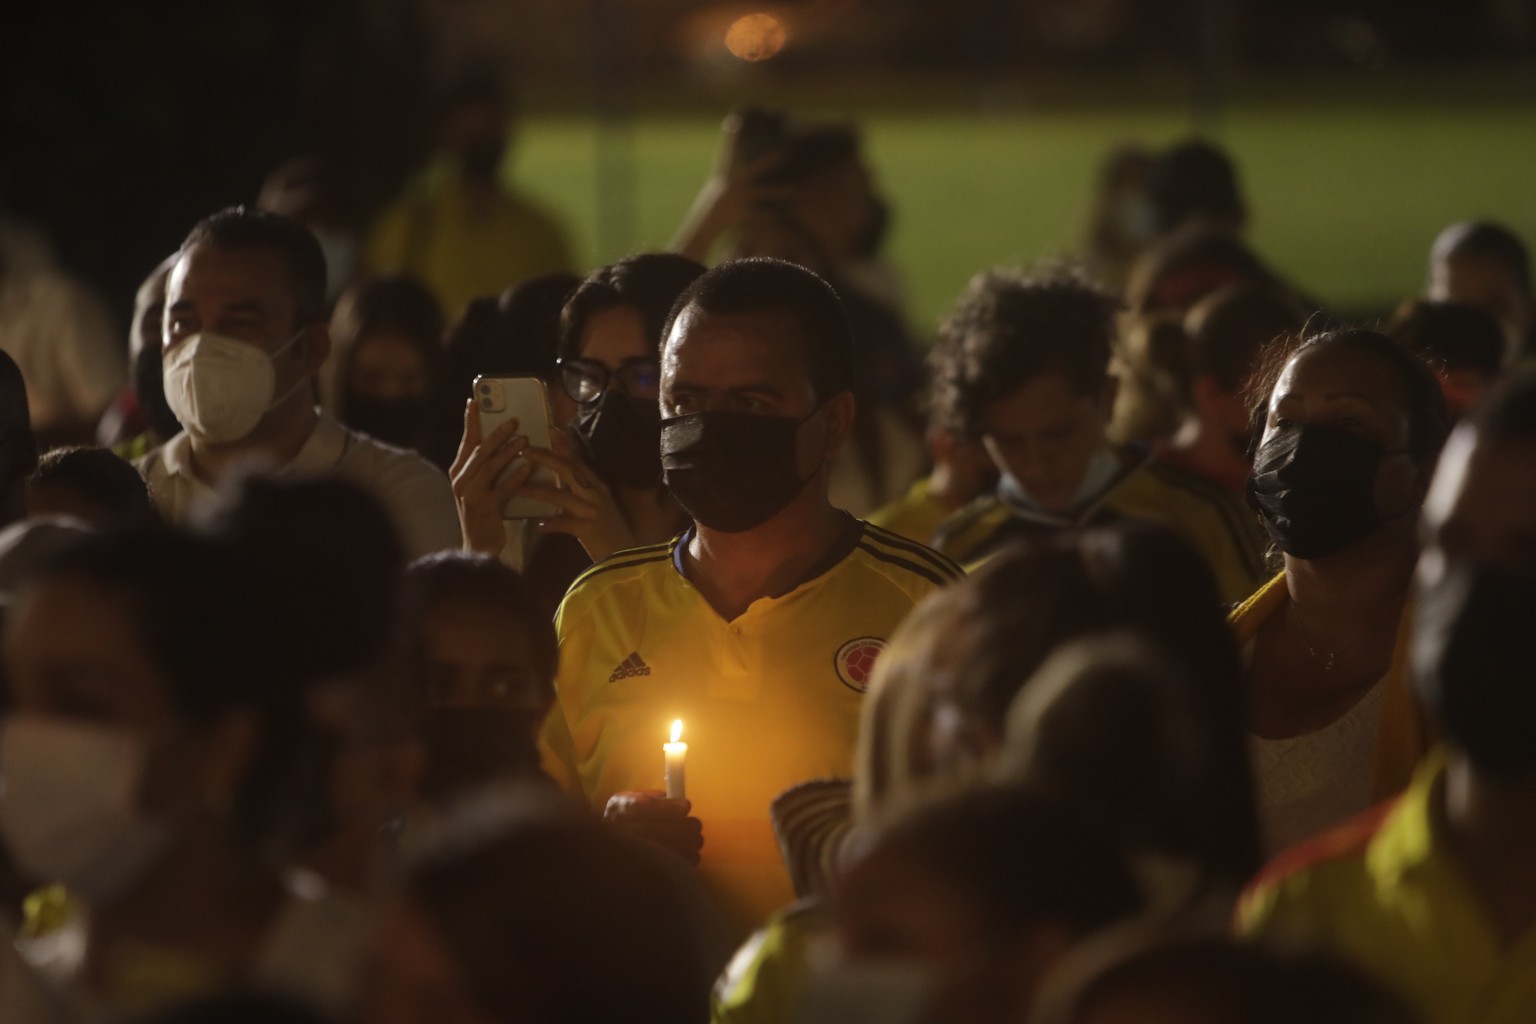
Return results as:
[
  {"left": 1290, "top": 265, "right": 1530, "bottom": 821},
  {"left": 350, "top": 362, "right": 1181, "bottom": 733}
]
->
[{"left": 3, "top": 0, "right": 1532, "bottom": 327}]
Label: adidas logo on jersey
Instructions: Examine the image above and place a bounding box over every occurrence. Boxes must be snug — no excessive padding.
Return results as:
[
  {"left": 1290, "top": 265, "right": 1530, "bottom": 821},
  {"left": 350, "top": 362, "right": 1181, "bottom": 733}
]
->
[{"left": 608, "top": 652, "right": 651, "bottom": 682}]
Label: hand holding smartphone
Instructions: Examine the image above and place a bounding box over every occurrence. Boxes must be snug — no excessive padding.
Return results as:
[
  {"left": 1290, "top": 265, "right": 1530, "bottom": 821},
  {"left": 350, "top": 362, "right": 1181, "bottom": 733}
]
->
[{"left": 472, "top": 375, "right": 561, "bottom": 520}]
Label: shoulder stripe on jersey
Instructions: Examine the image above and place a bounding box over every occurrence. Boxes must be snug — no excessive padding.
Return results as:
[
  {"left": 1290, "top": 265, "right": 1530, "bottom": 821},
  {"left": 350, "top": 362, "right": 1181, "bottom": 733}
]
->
[
  {"left": 855, "top": 542, "right": 950, "bottom": 587},
  {"left": 939, "top": 497, "right": 997, "bottom": 534},
  {"left": 610, "top": 539, "right": 677, "bottom": 558},
  {"left": 929, "top": 497, "right": 999, "bottom": 555},
  {"left": 569, "top": 550, "right": 672, "bottom": 590},
  {"left": 860, "top": 523, "right": 965, "bottom": 579},
  {"left": 572, "top": 537, "right": 676, "bottom": 578}
]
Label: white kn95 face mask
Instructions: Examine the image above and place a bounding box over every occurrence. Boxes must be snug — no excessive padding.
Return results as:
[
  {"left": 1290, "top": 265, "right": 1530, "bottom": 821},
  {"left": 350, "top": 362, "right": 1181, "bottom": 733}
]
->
[
  {"left": 0, "top": 716, "right": 172, "bottom": 903},
  {"left": 163, "top": 330, "right": 307, "bottom": 444}
]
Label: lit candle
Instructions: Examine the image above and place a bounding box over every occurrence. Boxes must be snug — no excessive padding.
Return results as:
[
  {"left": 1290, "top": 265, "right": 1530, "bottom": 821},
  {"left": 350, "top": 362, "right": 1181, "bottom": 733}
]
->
[{"left": 664, "top": 719, "right": 687, "bottom": 800}]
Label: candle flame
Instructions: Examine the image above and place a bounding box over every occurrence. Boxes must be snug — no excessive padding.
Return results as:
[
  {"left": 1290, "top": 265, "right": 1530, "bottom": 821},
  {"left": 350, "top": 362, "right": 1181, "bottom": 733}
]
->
[{"left": 670, "top": 719, "right": 683, "bottom": 743}]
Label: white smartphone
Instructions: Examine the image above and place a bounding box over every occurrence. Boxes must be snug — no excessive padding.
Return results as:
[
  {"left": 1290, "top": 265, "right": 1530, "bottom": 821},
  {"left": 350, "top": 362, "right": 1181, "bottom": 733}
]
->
[{"left": 472, "top": 375, "right": 561, "bottom": 520}]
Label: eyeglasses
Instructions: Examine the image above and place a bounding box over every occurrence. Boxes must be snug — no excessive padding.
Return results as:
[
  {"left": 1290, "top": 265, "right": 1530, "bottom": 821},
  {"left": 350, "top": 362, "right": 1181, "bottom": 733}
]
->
[{"left": 558, "top": 356, "right": 661, "bottom": 404}]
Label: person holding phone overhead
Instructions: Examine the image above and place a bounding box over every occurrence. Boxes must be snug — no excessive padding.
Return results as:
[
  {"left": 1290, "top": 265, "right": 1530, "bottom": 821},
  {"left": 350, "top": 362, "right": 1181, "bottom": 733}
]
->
[
  {"left": 136, "top": 207, "right": 459, "bottom": 559},
  {"left": 450, "top": 254, "right": 704, "bottom": 606}
]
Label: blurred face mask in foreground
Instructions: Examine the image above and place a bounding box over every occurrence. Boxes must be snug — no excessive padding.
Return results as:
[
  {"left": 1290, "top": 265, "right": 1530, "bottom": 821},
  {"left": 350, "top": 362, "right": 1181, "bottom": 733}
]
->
[
  {"left": 0, "top": 716, "right": 171, "bottom": 902},
  {"left": 1414, "top": 559, "right": 1536, "bottom": 777}
]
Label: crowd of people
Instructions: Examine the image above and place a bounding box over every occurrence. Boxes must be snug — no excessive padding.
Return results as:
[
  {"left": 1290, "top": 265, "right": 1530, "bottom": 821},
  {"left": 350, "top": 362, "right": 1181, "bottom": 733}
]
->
[{"left": 0, "top": 87, "right": 1530, "bottom": 1024}]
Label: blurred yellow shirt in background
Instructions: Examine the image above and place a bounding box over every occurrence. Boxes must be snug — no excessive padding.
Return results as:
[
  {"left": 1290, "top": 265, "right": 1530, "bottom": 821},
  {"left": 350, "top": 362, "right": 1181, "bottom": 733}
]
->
[
  {"left": 1238, "top": 751, "right": 1536, "bottom": 1024},
  {"left": 366, "top": 170, "right": 572, "bottom": 316}
]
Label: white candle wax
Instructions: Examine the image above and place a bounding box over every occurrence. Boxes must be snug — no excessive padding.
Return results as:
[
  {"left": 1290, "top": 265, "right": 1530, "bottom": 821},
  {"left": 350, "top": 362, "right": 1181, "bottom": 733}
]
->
[{"left": 664, "top": 719, "right": 687, "bottom": 800}]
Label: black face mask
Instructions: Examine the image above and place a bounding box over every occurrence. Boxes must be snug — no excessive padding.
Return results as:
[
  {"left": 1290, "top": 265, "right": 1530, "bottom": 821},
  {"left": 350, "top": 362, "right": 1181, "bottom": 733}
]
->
[
  {"left": 661, "top": 410, "right": 813, "bottom": 533},
  {"left": 343, "top": 395, "right": 428, "bottom": 450},
  {"left": 419, "top": 708, "right": 545, "bottom": 804},
  {"left": 571, "top": 391, "right": 662, "bottom": 490},
  {"left": 1414, "top": 560, "right": 1536, "bottom": 778},
  {"left": 1246, "top": 423, "right": 1396, "bottom": 559}
]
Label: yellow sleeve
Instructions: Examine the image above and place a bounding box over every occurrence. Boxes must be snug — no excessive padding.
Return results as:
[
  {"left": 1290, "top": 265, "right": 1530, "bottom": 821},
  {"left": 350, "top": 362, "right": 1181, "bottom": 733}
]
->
[
  {"left": 712, "top": 904, "right": 823, "bottom": 1024},
  {"left": 537, "top": 594, "right": 591, "bottom": 803},
  {"left": 537, "top": 697, "right": 583, "bottom": 801},
  {"left": 1233, "top": 876, "right": 1286, "bottom": 937},
  {"left": 1233, "top": 853, "right": 1353, "bottom": 945}
]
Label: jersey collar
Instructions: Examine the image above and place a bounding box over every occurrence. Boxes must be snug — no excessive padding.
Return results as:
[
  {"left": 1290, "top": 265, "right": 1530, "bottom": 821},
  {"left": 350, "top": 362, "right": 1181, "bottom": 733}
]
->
[{"left": 672, "top": 511, "right": 864, "bottom": 598}]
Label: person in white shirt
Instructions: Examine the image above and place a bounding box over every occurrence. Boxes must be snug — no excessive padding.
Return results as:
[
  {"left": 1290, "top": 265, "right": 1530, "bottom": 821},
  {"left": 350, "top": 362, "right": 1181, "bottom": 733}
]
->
[
  {"left": 0, "top": 243, "right": 125, "bottom": 444},
  {"left": 135, "top": 207, "right": 458, "bottom": 559}
]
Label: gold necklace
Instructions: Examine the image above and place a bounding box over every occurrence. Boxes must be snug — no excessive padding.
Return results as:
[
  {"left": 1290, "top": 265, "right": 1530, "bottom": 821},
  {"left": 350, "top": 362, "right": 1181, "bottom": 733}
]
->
[{"left": 1288, "top": 600, "right": 1402, "bottom": 672}]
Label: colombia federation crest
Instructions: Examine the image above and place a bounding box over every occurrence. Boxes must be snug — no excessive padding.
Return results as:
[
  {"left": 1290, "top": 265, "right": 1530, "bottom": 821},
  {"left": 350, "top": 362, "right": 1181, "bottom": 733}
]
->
[{"left": 834, "top": 637, "right": 886, "bottom": 692}]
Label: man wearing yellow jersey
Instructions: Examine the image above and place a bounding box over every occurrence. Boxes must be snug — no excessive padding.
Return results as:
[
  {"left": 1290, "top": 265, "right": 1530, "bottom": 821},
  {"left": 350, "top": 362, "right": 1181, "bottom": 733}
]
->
[
  {"left": 540, "top": 258, "right": 961, "bottom": 938},
  {"left": 1238, "top": 374, "right": 1536, "bottom": 1024}
]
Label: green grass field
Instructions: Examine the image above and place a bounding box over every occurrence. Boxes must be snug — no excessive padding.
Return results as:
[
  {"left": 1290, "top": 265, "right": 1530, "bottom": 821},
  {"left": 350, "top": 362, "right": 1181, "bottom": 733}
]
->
[{"left": 511, "top": 97, "right": 1536, "bottom": 335}]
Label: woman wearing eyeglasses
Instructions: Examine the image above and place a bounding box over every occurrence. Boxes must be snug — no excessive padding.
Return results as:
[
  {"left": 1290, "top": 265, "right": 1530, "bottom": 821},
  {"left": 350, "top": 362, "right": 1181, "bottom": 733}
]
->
[{"left": 452, "top": 254, "right": 705, "bottom": 608}]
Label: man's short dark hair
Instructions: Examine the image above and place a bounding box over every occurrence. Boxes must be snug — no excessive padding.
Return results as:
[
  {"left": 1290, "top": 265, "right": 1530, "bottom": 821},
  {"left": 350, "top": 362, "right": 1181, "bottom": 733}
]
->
[
  {"left": 661, "top": 257, "right": 855, "bottom": 403},
  {"left": 28, "top": 446, "right": 155, "bottom": 524},
  {"left": 179, "top": 206, "right": 329, "bottom": 327},
  {"left": 1431, "top": 220, "right": 1532, "bottom": 296},
  {"left": 929, "top": 265, "right": 1120, "bottom": 440}
]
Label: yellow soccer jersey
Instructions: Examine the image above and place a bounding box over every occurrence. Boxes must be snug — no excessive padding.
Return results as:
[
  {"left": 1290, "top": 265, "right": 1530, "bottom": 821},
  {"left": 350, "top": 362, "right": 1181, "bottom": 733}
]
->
[
  {"left": 933, "top": 455, "right": 1268, "bottom": 603},
  {"left": 1105, "top": 458, "right": 1269, "bottom": 605},
  {"left": 540, "top": 517, "right": 962, "bottom": 937},
  {"left": 931, "top": 460, "right": 1142, "bottom": 566}
]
